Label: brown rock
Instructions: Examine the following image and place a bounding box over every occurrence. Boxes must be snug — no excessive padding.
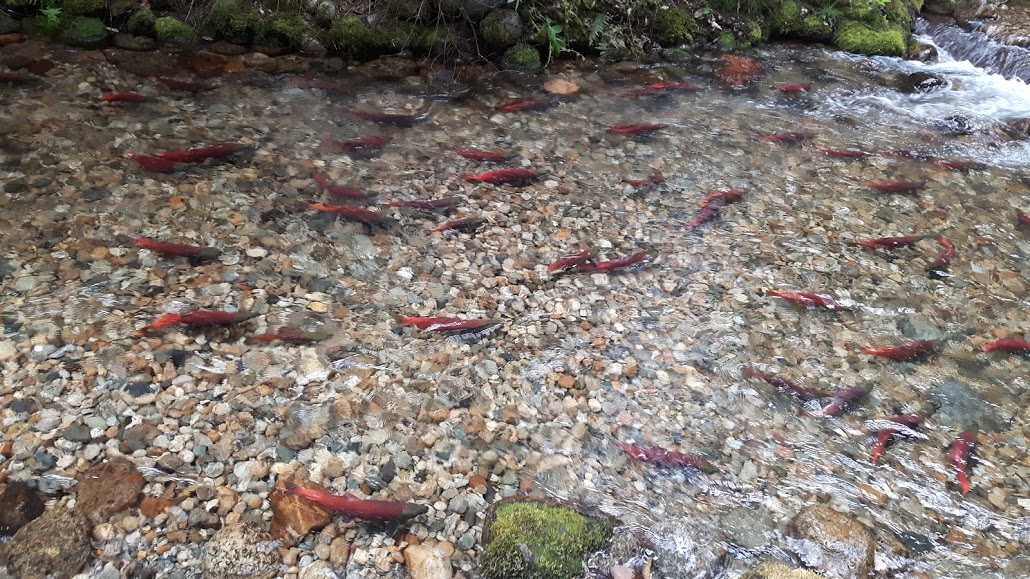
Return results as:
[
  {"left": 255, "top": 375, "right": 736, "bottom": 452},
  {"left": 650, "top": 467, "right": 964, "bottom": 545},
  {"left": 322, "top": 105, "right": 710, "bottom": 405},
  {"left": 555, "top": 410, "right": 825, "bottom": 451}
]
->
[
  {"left": 139, "top": 496, "right": 175, "bottom": 518},
  {"left": 404, "top": 544, "right": 453, "bottom": 579},
  {"left": 0, "top": 33, "right": 27, "bottom": 47},
  {"left": 7, "top": 506, "right": 91, "bottom": 579},
  {"left": 75, "top": 457, "right": 145, "bottom": 524},
  {"left": 543, "top": 78, "right": 579, "bottom": 96},
  {"left": 741, "top": 562, "right": 824, "bottom": 579},
  {"left": 182, "top": 51, "right": 227, "bottom": 78},
  {"left": 270, "top": 478, "right": 331, "bottom": 543},
  {"left": 358, "top": 56, "right": 419, "bottom": 79},
  {"left": 329, "top": 536, "right": 351, "bottom": 566},
  {"left": 788, "top": 503, "right": 875, "bottom": 579},
  {"left": 0, "top": 480, "right": 46, "bottom": 536},
  {"left": 716, "top": 55, "right": 762, "bottom": 88}
]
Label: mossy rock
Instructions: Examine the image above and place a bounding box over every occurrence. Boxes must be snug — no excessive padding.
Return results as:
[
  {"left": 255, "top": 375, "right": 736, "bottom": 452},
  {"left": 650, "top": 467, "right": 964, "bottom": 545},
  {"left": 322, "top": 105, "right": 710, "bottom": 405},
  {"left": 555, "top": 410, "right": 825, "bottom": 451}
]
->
[
  {"left": 772, "top": 1, "right": 833, "bottom": 41},
  {"left": 503, "top": 43, "right": 541, "bottom": 69},
  {"left": 480, "top": 8, "right": 523, "bottom": 49},
  {"left": 884, "top": 0, "right": 913, "bottom": 28},
  {"left": 384, "top": 0, "right": 428, "bottom": 21},
  {"left": 0, "top": 12, "right": 20, "bottom": 35},
  {"left": 718, "top": 30, "right": 737, "bottom": 50},
  {"left": 61, "top": 0, "right": 106, "bottom": 16},
  {"left": 206, "top": 0, "right": 262, "bottom": 43},
  {"left": 0, "top": 0, "right": 34, "bottom": 8},
  {"left": 480, "top": 498, "right": 613, "bottom": 579},
  {"left": 125, "top": 10, "right": 156, "bottom": 37},
  {"left": 397, "top": 22, "right": 460, "bottom": 54},
  {"left": 833, "top": 20, "right": 906, "bottom": 55},
  {"left": 433, "top": 0, "right": 465, "bottom": 17},
  {"left": 154, "top": 16, "right": 199, "bottom": 49},
  {"left": 329, "top": 17, "right": 396, "bottom": 60},
  {"left": 109, "top": 0, "right": 137, "bottom": 20},
  {"left": 835, "top": 0, "right": 882, "bottom": 23},
  {"left": 652, "top": 6, "right": 698, "bottom": 46},
  {"left": 923, "top": 0, "right": 955, "bottom": 15},
  {"left": 255, "top": 15, "right": 308, "bottom": 51},
  {"left": 58, "top": 16, "right": 108, "bottom": 48}
]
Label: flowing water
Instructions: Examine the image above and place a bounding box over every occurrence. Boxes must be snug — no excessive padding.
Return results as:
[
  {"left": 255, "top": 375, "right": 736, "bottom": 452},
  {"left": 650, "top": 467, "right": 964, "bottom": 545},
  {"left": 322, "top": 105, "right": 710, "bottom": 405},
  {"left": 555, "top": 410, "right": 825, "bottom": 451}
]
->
[{"left": 1, "top": 20, "right": 1029, "bottom": 579}]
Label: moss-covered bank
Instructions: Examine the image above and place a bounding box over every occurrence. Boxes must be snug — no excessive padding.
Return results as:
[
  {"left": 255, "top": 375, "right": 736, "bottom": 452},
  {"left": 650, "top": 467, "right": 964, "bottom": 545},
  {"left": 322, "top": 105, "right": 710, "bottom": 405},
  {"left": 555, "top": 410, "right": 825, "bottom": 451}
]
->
[{"left": 1, "top": 0, "right": 926, "bottom": 64}]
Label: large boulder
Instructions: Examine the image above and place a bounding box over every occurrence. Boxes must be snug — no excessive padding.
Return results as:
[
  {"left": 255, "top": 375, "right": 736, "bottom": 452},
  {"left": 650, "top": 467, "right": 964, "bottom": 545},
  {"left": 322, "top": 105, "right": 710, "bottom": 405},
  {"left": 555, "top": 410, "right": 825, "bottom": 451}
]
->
[
  {"left": 787, "top": 504, "right": 876, "bottom": 579},
  {"left": 480, "top": 8, "right": 523, "bottom": 49}
]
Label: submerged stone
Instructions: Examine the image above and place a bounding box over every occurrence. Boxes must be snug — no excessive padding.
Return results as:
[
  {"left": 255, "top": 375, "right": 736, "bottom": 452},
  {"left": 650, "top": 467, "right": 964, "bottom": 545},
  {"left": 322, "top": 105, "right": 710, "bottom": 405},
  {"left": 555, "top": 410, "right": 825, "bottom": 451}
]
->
[
  {"left": 647, "top": 518, "right": 728, "bottom": 578},
  {"left": 742, "top": 562, "right": 825, "bottom": 578},
  {"left": 787, "top": 503, "right": 875, "bottom": 579},
  {"left": 6, "top": 506, "right": 92, "bottom": 579},
  {"left": 0, "top": 481, "right": 46, "bottom": 537}
]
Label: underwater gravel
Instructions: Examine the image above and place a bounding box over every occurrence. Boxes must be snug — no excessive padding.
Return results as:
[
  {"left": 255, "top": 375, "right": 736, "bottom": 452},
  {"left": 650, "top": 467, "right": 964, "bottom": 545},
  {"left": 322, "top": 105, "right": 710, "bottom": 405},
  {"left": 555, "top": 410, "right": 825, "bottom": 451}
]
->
[{"left": 1, "top": 37, "right": 1029, "bottom": 579}]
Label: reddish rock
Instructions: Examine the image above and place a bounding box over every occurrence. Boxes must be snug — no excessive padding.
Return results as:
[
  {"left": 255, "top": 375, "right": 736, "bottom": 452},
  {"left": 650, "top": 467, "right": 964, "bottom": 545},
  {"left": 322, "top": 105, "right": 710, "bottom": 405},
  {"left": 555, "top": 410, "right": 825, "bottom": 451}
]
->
[
  {"left": 181, "top": 51, "right": 227, "bottom": 78},
  {"left": 716, "top": 55, "right": 762, "bottom": 88},
  {"left": 7, "top": 506, "right": 91, "bottom": 579},
  {"left": 139, "top": 496, "right": 175, "bottom": 518},
  {"left": 75, "top": 457, "right": 145, "bottom": 524},
  {"left": 0, "top": 480, "right": 45, "bottom": 536},
  {"left": 270, "top": 478, "right": 331, "bottom": 543}
]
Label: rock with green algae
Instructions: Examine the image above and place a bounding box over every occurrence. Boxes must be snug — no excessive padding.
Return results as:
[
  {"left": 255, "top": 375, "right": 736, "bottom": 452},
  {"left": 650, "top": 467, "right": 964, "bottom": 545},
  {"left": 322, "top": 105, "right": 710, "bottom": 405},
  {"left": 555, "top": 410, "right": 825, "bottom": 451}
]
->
[
  {"left": 0, "top": 12, "right": 20, "bottom": 35},
  {"left": 393, "top": 22, "right": 460, "bottom": 55},
  {"left": 480, "top": 499, "right": 613, "bottom": 579},
  {"left": 923, "top": 0, "right": 955, "bottom": 15},
  {"left": 329, "top": 17, "right": 396, "bottom": 61},
  {"left": 255, "top": 16, "right": 309, "bottom": 51},
  {"left": 205, "top": 0, "right": 262, "bottom": 44},
  {"left": 833, "top": 20, "right": 906, "bottom": 56},
  {"left": 125, "top": 10, "right": 156, "bottom": 37},
  {"left": 480, "top": 8, "right": 523, "bottom": 49},
  {"left": 58, "top": 17, "right": 108, "bottom": 48},
  {"left": 503, "top": 43, "right": 541, "bottom": 70},
  {"left": 652, "top": 6, "right": 698, "bottom": 46},
  {"left": 772, "top": 1, "right": 833, "bottom": 42},
  {"left": 718, "top": 30, "right": 736, "bottom": 50},
  {"left": 884, "top": 0, "right": 914, "bottom": 29},
  {"left": 154, "top": 16, "right": 199, "bottom": 48},
  {"left": 742, "top": 562, "right": 825, "bottom": 579}
]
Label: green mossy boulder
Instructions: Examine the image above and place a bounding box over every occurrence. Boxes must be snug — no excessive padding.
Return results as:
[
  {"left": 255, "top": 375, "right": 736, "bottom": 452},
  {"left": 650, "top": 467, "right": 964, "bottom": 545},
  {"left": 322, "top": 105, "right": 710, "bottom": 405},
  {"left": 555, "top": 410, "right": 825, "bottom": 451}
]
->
[
  {"left": 206, "top": 0, "right": 262, "bottom": 43},
  {"left": 154, "top": 16, "right": 199, "bottom": 49},
  {"left": 833, "top": 20, "right": 906, "bottom": 55},
  {"left": 718, "top": 30, "right": 736, "bottom": 50},
  {"left": 884, "top": 0, "right": 913, "bottom": 29},
  {"left": 772, "top": 1, "right": 833, "bottom": 42},
  {"left": 384, "top": 0, "right": 426, "bottom": 21},
  {"left": 61, "top": 0, "right": 106, "bottom": 16},
  {"left": 652, "top": 6, "right": 697, "bottom": 46},
  {"left": 255, "top": 15, "right": 308, "bottom": 51},
  {"left": 480, "top": 499, "right": 613, "bottom": 579},
  {"left": 503, "top": 43, "right": 541, "bottom": 69},
  {"left": 125, "top": 10, "right": 156, "bottom": 37},
  {"left": 924, "top": 0, "right": 956, "bottom": 15},
  {"left": 59, "top": 16, "right": 108, "bottom": 48},
  {"left": 833, "top": 0, "right": 880, "bottom": 22},
  {"left": 480, "top": 8, "right": 523, "bottom": 49},
  {"left": 329, "top": 17, "right": 396, "bottom": 60}
]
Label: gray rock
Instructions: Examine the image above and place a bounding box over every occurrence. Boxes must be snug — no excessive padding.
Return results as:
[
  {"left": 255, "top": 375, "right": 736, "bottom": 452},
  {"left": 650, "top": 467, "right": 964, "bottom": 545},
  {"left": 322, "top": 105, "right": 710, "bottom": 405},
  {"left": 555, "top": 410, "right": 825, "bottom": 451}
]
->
[
  {"left": 0, "top": 12, "right": 19, "bottom": 35},
  {"left": 893, "top": 71, "right": 947, "bottom": 94},
  {"left": 113, "top": 34, "right": 157, "bottom": 51},
  {"left": 787, "top": 504, "right": 875, "bottom": 579},
  {"left": 61, "top": 423, "right": 92, "bottom": 443},
  {"left": 721, "top": 506, "right": 776, "bottom": 549},
  {"left": 298, "top": 561, "right": 335, "bottom": 579},
  {"left": 479, "top": 8, "right": 522, "bottom": 50},
  {"left": 202, "top": 522, "right": 280, "bottom": 579},
  {"left": 0, "top": 340, "right": 16, "bottom": 362},
  {"left": 742, "top": 562, "right": 824, "bottom": 579},
  {"left": 13, "top": 276, "right": 39, "bottom": 293},
  {"left": 463, "top": 0, "right": 504, "bottom": 21},
  {"left": 647, "top": 518, "right": 727, "bottom": 578},
  {"left": 896, "top": 314, "right": 946, "bottom": 341},
  {"left": 929, "top": 379, "right": 1002, "bottom": 431},
  {"left": 6, "top": 506, "right": 91, "bottom": 579}
]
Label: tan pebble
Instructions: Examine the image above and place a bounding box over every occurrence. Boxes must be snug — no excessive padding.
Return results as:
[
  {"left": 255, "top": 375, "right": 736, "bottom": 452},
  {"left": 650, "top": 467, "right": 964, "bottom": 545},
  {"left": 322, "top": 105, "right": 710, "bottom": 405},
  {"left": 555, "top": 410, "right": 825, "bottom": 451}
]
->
[
  {"left": 92, "top": 522, "right": 116, "bottom": 541},
  {"left": 557, "top": 374, "right": 576, "bottom": 389},
  {"left": 121, "top": 515, "right": 140, "bottom": 532},
  {"left": 155, "top": 544, "right": 172, "bottom": 554},
  {"left": 91, "top": 246, "right": 109, "bottom": 260},
  {"left": 314, "top": 543, "right": 331, "bottom": 560},
  {"left": 329, "top": 537, "right": 350, "bottom": 566},
  {"left": 404, "top": 544, "right": 453, "bottom": 579},
  {"left": 436, "top": 541, "right": 455, "bottom": 557},
  {"left": 855, "top": 483, "right": 887, "bottom": 507},
  {"left": 375, "top": 556, "right": 393, "bottom": 572},
  {"left": 543, "top": 78, "right": 579, "bottom": 96},
  {"left": 308, "top": 301, "right": 329, "bottom": 313}
]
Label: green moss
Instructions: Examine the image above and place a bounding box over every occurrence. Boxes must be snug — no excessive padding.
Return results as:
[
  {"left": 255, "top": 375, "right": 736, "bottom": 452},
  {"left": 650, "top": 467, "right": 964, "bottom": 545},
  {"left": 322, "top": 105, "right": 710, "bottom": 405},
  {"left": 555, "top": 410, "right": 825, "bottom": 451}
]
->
[
  {"left": 773, "top": 1, "right": 833, "bottom": 41},
  {"left": 59, "top": 16, "right": 107, "bottom": 47},
  {"left": 329, "top": 17, "right": 396, "bottom": 60},
  {"left": 1, "top": 0, "right": 34, "bottom": 8},
  {"left": 206, "top": 0, "right": 262, "bottom": 43},
  {"left": 125, "top": 10, "right": 156, "bottom": 37},
  {"left": 255, "top": 15, "right": 308, "bottom": 50},
  {"left": 836, "top": 0, "right": 881, "bottom": 23},
  {"left": 481, "top": 501, "right": 613, "bottom": 579},
  {"left": 154, "top": 16, "right": 198, "bottom": 48},
  {"left": 746, "top": 21, "right": 766, "bottom": 45},
  {"left": 652, "top": 6, "right": 697, "bottom": 46},
  {"left": 833, "top": 20, "right": 906, "bottom": 55},
  {"left": 718, "top": 30, "right": 736, "bottom": 50},
  {"left": 61, "top": 0, "right": 105, "bottom": 16},
  {"left": 480, "top": 8, "right": 523, "bottom": 49},
  {"left": 884, "top": 0, "right": 912, "bottom": 28},
  {"left": 503, "top": 43, "right": 541, "bottom": 69}
]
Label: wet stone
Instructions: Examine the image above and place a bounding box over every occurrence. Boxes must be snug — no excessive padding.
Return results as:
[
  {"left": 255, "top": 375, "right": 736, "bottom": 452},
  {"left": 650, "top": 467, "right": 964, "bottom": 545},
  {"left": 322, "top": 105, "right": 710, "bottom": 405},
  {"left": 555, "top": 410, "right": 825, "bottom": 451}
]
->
[
  {"left": 894, "top": 71, "right": 947, "bottom": 94},
  {"left": 75, "top": 457, "right": 145, "bottom": 524},
  {"left": 787, "top": 504, "right": 875, "bottom": 579},
  {"left": 742, "top": 563, "right": 825, "bottom": 579},
  {"left": 647, "top": 518, "right": 728, "bottom": 578},
  {"left": 722, "top": 506, "right": 776, "bottom": 549},
  {"left": 61, "top": 422, "right": 93, "bottom": 443},
  {"left": 929, "top": 379, "right": 1003, "bottom": 431},
  {"left": 6, "top": 506, "right": 91, "bottom": 579},
  {"left": 269, "top": 478, "right": 331, "bottom": 543},
  {"left": 112, "top": 34, "right": 157, "bottom": 52},
  {"left": 404, "top": 544, "right": 453, "bottom": 579},
  {"left": 202, "top": 522, "right": 281, "bottom": 579},
  {"left": 0, "top": 481, "right": 46, "bottom": 537}
]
